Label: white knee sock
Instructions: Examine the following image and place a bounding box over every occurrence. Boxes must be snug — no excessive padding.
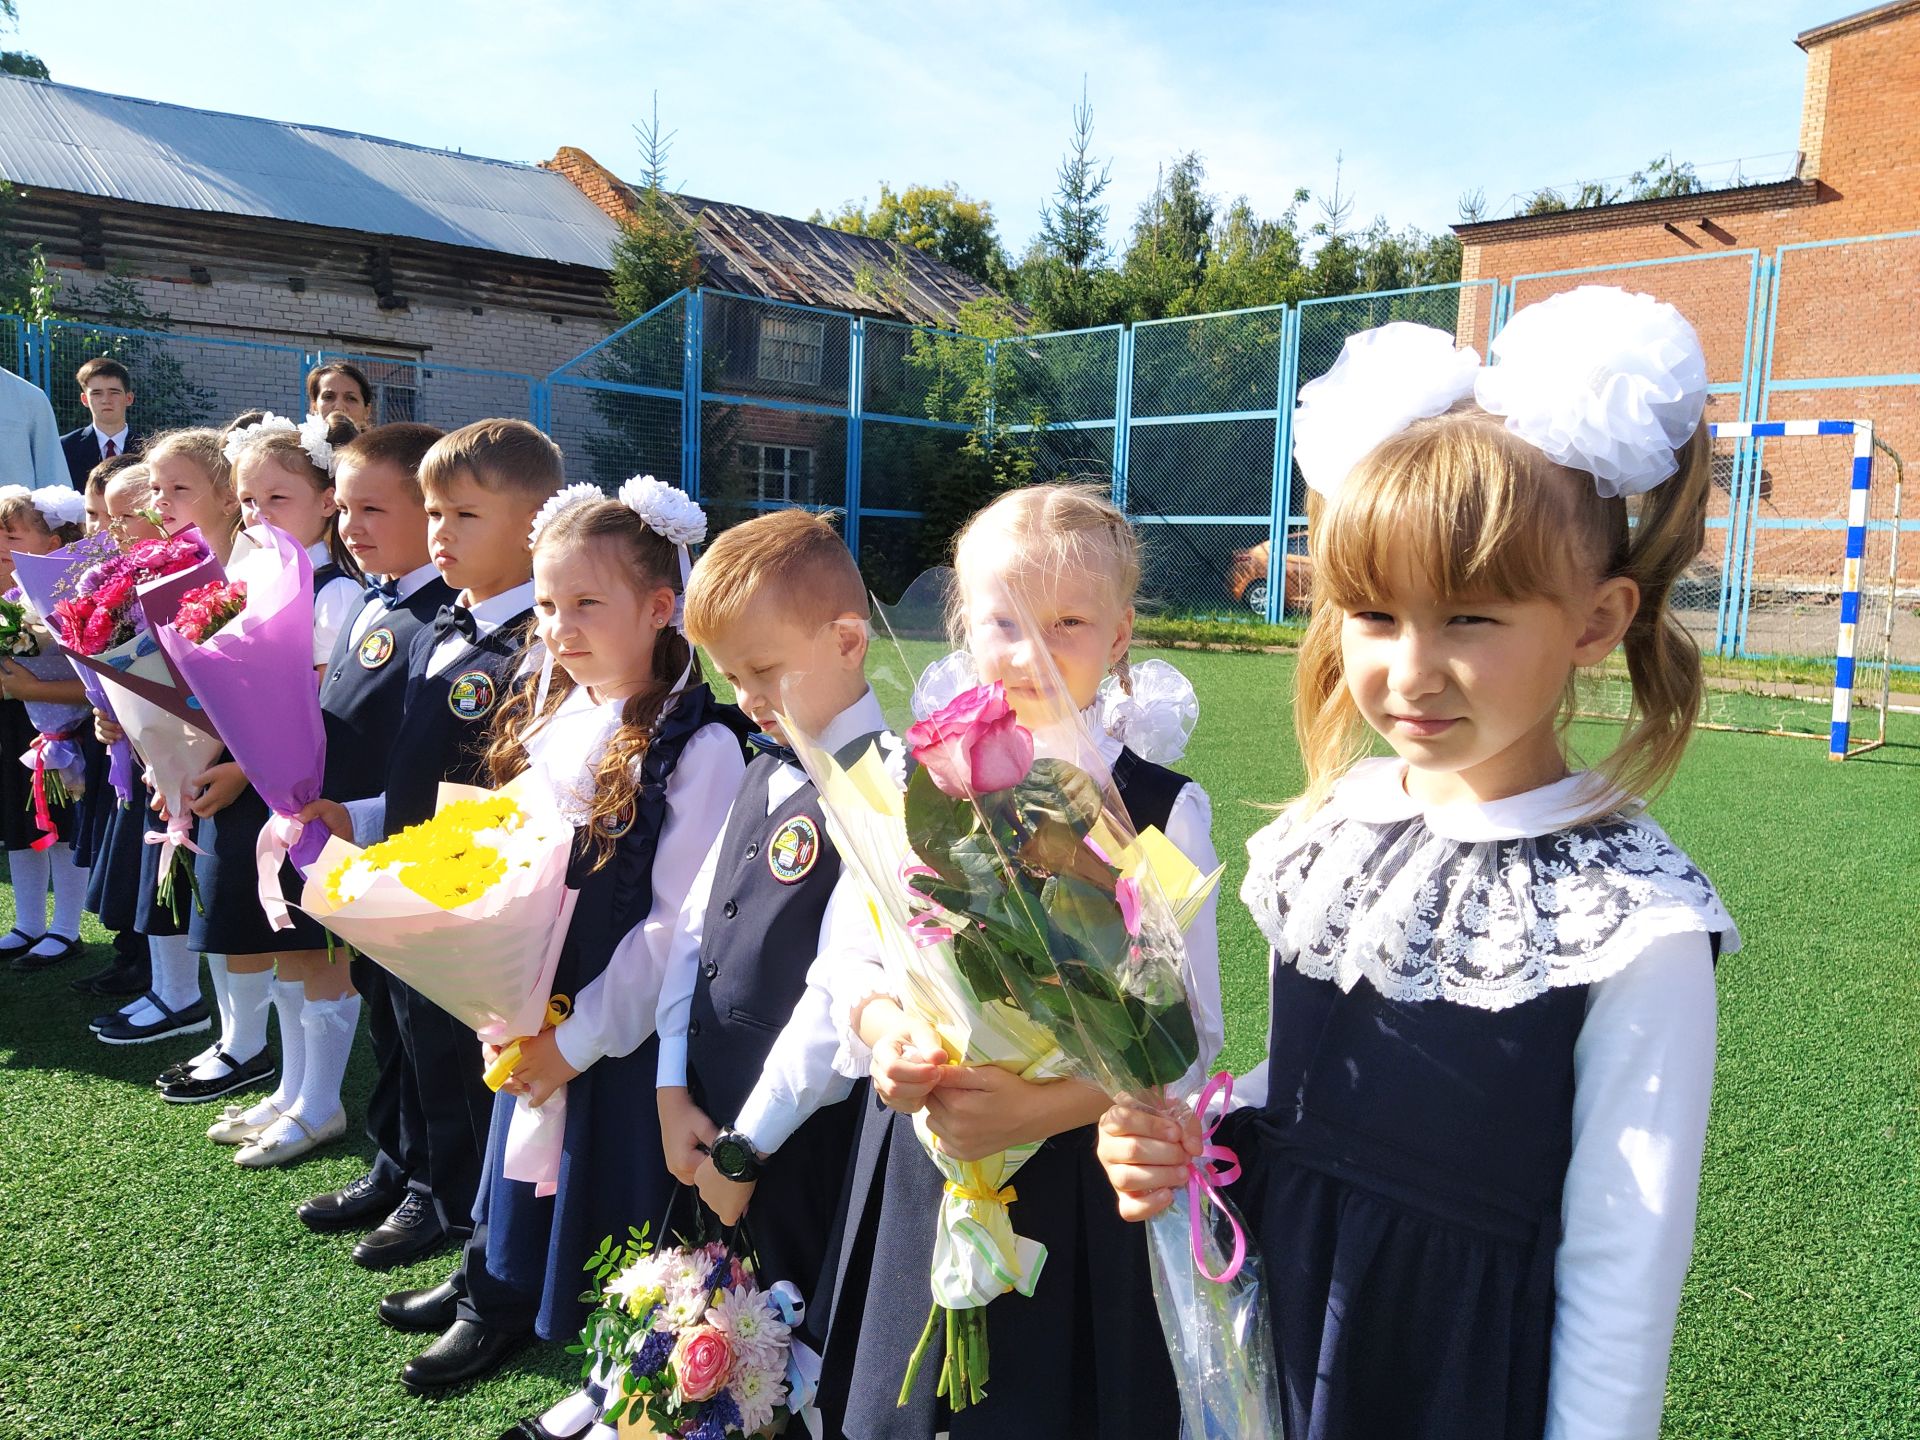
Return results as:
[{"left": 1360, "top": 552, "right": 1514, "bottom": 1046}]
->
[
  {"left": 539, "top": 1387, "right": 602, "bottom": 1436},
  {"left": 148, "top": 933, "right": 201, "bottom": 1013},
  {"left": 42, "top": 844, "right": 87, "bottom": 944},
  {"left": 287, "top": 993, "right": 358, "bottom": 1127},
  {"left": 187, "top": 954, "right": 236, "bottom": 1079},
  {"left": 240, "top": 978, "right": 304, "bottom": 1126},
  {"left": 218, "top": 964, "right": 272, "bottom": 1060},
  {"left": 7, "top": 846, "right": 48, "bottom": 938}
]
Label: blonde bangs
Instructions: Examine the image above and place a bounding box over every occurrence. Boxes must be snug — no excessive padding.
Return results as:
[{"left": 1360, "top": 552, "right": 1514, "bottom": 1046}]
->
[{"left": 1312, "top": 408, "right": 1621, "bottom": 612}]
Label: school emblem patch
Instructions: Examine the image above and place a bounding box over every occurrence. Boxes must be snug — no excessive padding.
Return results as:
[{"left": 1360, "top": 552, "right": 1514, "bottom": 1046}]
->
[
  {"left": 767, "top": 815, "right": 821, "bottom": 885},
  {"left": 596, "top": 806, "right": 635, "bottom": 840},
  {"left": 357, "top": 627, "right": 396, "bottom": 670},
  {"left": 447, "top": 669, "right": 497, "bottom": 721}
]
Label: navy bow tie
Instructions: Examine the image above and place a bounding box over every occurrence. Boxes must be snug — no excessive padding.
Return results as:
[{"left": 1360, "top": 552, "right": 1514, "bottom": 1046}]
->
[
  {"left": 747, "top": 732, "right": 798, "bottom": 768},
  {"left": 363, "top": 576, "right": 401, "bottom": 608},
  {"left": 433, "top": 603, "right": 479, "bottom": 643}
]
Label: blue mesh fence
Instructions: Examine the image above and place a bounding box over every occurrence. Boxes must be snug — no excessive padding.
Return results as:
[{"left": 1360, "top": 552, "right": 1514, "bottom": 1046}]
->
[
  {"left": 41, "top": 318, "right": 307, "bottom": 434},
  {"left": 546, "top": 291, "right": 688, "bottom": 492},
  {"left": 0, "top": 315, "right": 25, "bottom": 379}
]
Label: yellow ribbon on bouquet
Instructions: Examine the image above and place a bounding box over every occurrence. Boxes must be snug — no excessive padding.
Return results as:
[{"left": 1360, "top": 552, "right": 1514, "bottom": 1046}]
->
[{"left": 483, "top": 993, "right": 571, "bottom": 1092}]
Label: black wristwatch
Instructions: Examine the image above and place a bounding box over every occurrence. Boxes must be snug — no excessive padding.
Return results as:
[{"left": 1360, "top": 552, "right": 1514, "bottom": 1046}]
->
[{"left": 707, "top": 1129, "right": 763, "bottom": 1182}]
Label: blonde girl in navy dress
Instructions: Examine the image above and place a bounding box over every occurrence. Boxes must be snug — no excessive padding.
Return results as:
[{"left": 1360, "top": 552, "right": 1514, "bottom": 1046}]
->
[{"left": 1099, "top": 288, "right": 1738, "bottom": 1440}]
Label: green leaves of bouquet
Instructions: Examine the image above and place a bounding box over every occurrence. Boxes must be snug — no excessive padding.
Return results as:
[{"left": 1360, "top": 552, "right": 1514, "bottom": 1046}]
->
[{"left": 902, "top": 682, "right": 1198, "bottom": 1091}]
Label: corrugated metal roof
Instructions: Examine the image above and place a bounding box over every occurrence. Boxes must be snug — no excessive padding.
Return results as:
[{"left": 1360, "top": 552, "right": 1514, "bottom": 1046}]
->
[{"left": 0, "top": 75, "right": 620, "bottom": 268}]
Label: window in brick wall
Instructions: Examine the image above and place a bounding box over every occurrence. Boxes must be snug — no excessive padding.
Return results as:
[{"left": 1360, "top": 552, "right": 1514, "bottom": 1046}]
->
[
  {"left": 756, "top": 314, "right": 826, "bottom": 388},
  {"left": 740, "top": 444, "right": 815, "bottom": 505},
  {"left": 351, "top": 357, "right": 420, "bottom": 425}
]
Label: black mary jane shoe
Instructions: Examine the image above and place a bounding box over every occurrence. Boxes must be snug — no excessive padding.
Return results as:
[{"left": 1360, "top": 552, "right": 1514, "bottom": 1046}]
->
[
  {"left": 399, "top": 1318, "right": 531, "bottom": 1394},
  {"left": 498, "top": 1417, "right": 587, "bottom": 1440},
  {"left": 10, "top": 934, "right": 82, "bottom": 972},
  {"left": 158, "top": 1047, "right": 275, "bottom": 1104},
  {"left": 0, "top": 928, "right": 43, "bottom": 963},
  {"left": 378, "top": 1279, "right": 461, "bottom": 1334}
]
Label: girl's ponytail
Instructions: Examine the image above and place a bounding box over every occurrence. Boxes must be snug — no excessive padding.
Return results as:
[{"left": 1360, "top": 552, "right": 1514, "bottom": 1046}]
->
[{"left": 1602, "top": 424, "right": 1713, "bottom": 802}]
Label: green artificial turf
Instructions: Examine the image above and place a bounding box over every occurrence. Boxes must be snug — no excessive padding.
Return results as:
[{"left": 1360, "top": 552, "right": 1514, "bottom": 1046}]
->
[{"left": 0, "top": 647, "right": 1913, "bottom": 1437}]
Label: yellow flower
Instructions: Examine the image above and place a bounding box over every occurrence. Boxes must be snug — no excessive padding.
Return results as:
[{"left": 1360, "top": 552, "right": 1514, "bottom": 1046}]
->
[{"left": 325, "top": 797, "right": 527, "bottom": 911}]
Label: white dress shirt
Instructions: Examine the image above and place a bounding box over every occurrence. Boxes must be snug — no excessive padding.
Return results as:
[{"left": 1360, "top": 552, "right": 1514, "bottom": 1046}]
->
[
  {"left": 427, "top": 579, "right": 534, "bottom": 678},
  {"left": 308, "top": 541, "right": 362, "bottom": 667},
  {"left": 825, "top": 717, "right": 1225, "bottom": 1095},
  {"left": 1233, "top": 760, "right": 1723, "bottom": 1440},
  {"left": 92, "top": 424, "right": 131, "bottom": 458},
  {"left": 347, "top": 561, "right": 441, "bottom": 648},
  {"left": 655, "top": 688, "right": 892, "bottom": 1155},
  {"left": 516, "top": 683, "right": 746, "bottom": 1075}
]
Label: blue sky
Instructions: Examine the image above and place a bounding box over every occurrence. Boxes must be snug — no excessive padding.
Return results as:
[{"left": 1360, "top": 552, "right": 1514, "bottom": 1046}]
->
[{"left": 16, "top": 0, "right": 1849, "bottom": 251}]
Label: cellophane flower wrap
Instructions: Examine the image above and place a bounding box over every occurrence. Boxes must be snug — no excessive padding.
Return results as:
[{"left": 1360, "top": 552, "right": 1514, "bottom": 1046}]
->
[
  {"left": 779, "top": 570, "right": 1276, "bottom": 1432},
  {"left": 573, "top": 1218, "right": 818, "bottom": 1438},
  {"left": 297, "top": 776, "right": 580, "bottom": 1195},
  {"left": 14, "top": 530, "right": 222, "bottom": 907},
  {"left": 10, "top": 536, "right": 148, "bottom": 805},
  {"left": 153, "top": 524, "right": 325, "bottom": 931},
  {"left": 0, "top": 587, "right": 89, "bottom": 846}
]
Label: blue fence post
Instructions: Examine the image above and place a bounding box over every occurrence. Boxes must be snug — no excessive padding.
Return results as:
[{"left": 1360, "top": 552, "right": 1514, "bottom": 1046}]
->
[
  {"left": 1265, "top": 306, "right": 1301, "bottom": 626},
  {"left": 983, "top": 339, "right": 997, "bottom": 443},
  {"left": 845, "top": 316, "right": 864, "bottom": 556},
  {"left": 1111, "top": 326, "right": 1134, "bottom": 511},
  {"left": 25, "top": 319, "right": 45, "bottom": 391},
  {"left": 682, "top": 290, "right": 704, "bottom": 500}
]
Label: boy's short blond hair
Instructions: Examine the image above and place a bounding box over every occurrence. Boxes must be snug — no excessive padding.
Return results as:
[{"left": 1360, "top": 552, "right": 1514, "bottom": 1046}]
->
[
  {"left": 419, "top": 419, "right": 565, "bottom": 505},
  {"left": 685, "top": 509, "right": 869, "bottom": 646}
]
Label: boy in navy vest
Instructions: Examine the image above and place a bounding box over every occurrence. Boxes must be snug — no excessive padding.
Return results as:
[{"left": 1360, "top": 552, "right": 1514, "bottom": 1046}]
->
[
  {"left": 302, "top": 420, "right": 564, "bottom": 1374},
  {"left": 289, "top": 423, "right": 454, "bottom": 1254},
  {"left": 656, "top": 509, "right": 880, "bottom": 1386}
]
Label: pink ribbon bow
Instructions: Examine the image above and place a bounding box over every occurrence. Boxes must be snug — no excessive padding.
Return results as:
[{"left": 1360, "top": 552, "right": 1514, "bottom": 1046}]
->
[
  {"left": 144, "top": 810, "right": 206, "bottom": 868},
  {"left": 1187, "top": 1070, "right": 1248, "bottom": 1284},
  {"left": 900, "top": 860, "right": 956, "bottom": 947},
  {"left": 255, "top": 812, "right": 307, "bottom": 931}
]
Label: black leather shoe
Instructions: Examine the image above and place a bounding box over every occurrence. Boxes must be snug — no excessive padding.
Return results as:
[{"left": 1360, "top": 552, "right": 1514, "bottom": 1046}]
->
[
  {"left": 10, "top": 934, "right": 81, "bottom": 971},
  {"left": 400, "top": 1319, "right": 530, "bottom": 1394},
  {"left": 299, "top": 1171, "right": 404, "bottom": 1233},
  {"left": 353, "top": 1191, "right": 449, "bottom": 1270},
  {"left": 378, "top": 1279, "right": 460, "bottom": 1333},
  {"left": 498, "top": 1417, "right": 585, "bottom": 1440}
]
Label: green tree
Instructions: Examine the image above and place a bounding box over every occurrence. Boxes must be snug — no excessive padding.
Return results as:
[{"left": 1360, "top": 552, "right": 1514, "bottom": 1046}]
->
[
  {"left": 813, "top": 182, "right": 1006, "bottom": 288},
  {"left": 1017, "top": 81, "right": 1126, "bottom": 332},
  {"left": 0, "top": 2, "right": 46, "bottom": 79},
  {"left": 606, "top": 94, "right": 701, "bottom": 320},
  {"left": 1119, "top": 153, "right": 1218, "bottom": 320}
]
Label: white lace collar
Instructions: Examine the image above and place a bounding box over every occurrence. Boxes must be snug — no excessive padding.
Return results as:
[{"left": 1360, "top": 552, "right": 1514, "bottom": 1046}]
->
[{"left": 1241, "top": 758, "right": 1739, "bottom": 1012}]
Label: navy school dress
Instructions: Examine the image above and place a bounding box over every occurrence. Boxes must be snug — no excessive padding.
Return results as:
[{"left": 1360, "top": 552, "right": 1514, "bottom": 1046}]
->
[
  {"left": 0, "top": 695, "right": 53, "bottom": 852},
  {"left": 186, "top": 561, "right": 344, "bottom": 958},
  {"left": 820, "top": 748, "right": 1189, "bottom": 1440},
  {"left": 380, "top": 605, "right": 537, "bottom": 1237},
  {"left": 467, "top": 683, "right": 752, "bottom": 1340},
  {"left": 684, "top": 745, "right": 864, "bottom": 1351},
  {"left": 1220, "top": 794, "right": 1734, "bottom": 1440},
  {"left": 319, "top": 575, "right": 455, "bottom": 1198},
  {"left": 83, "top": 773, "right": 191, "bottom": 939},
  {"left": 73, "top": 730, "right": 112, "bottom": 870}
]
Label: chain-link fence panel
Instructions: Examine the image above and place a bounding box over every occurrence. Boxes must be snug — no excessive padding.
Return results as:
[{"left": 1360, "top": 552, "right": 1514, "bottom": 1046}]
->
[
  {"left": 0, "top": 315, "right": 25, "bottom": 379},
  {"left": 308, "top": 350, "right": 541, "bottom": 433},
  {"left": 701, "top": 292, "right": 852, "bottom": 410},
  {"left": 546, "top": 293, "right": 688, "bottom": 492},
  {"left": 42, "top": 319, "right": 306, "bottom": 434},
  {"left": 993, "top": 325, "right": 1121, "bottom": 485},
  {"left": 701, "top": 401, "right": 847, "bottom": 538}
]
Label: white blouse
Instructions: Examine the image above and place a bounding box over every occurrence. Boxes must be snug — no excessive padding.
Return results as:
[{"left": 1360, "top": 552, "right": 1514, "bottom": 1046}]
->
[
  {"left": 308, "top": 541, "right": 361, "bottom": 668},
  {"left": 1237, "top": 758, "right": 1730, "bottom": 1440},
  {"left": 514, "top": 682, "right": 746, "bottom": 1075}
]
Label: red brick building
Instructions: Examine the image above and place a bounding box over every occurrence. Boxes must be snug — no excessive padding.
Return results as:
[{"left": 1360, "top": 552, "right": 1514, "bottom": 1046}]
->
[{"left": 1455, "top": 1, "right": 1920, "bottom": 588}]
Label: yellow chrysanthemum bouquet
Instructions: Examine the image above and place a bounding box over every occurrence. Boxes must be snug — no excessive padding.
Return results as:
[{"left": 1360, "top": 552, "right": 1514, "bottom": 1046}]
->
[{"left": 299, "top": 778, "right": 581, "bottom": 1181}]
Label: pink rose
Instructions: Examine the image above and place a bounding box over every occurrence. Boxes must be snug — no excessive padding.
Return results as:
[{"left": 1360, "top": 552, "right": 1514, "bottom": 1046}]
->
[
  {"left": 905, "top": 681, "right": 1035, "bottom": 799},
  {"left": 673, "top": 1325, "right": 734, "bottom": 1403}
]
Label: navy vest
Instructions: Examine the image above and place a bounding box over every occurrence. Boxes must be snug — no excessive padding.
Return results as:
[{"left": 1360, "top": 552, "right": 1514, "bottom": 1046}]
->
[
  {"left": 319, "top": 578, "right": 454, "bottom": 802},
  {"left": 687, "top": 750, "right": 849, "bottom": 1126},
  {"left": 553, "top": 684, "right": 750, "bottom": 995},
  {"left": 383, "top": 608, "right": 533, "bottom": 836}
]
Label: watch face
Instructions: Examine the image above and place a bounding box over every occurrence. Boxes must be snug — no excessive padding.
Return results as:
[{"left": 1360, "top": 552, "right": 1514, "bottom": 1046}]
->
[{"left": 711, "top": 1134, "right": 756, "bottom": 1180}]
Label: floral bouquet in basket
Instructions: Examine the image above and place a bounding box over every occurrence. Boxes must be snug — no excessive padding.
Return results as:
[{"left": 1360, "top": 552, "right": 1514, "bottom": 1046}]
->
[
  {"left": 574, "top": 1225, "right": 815, "bottom": 1439},
  {"left": 298, "top": 777, "right": 581, "bottom": 1195}
]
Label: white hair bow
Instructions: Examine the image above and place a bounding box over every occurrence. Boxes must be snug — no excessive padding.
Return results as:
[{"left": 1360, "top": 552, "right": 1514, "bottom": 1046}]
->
[{"left": 1293, "top": 286, "right": 1708, "bottom": 501}]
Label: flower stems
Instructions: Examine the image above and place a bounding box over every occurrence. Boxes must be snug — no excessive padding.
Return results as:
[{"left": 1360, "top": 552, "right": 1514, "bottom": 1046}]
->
[{"left": 898, "top": 1303, "right": 991, "bottom": 1412}]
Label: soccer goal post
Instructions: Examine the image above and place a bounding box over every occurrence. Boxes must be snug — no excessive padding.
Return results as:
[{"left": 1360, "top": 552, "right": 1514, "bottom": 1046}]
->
[{"left": 1579, "top": 418, "right": 1902, "bottom": 760}]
